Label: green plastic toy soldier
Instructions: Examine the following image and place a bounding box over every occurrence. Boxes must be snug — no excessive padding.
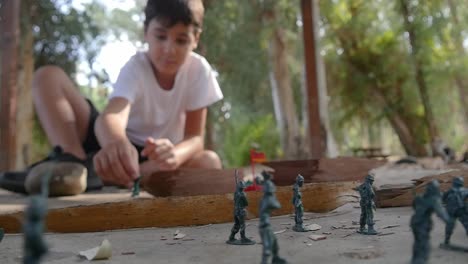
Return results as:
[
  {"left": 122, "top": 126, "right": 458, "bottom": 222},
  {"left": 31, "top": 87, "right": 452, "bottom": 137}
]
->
[
  {"left": 132, "top": 177, "right": 141, "bottom": 197},
  {"left": 258, "top": 171, "right": 287, "bottom": 264},
  {"left": 410, "top": 180, "right": 449, "bottom": 264},
  {"left": 23, "top": 196, "right": 48, "bottom": 264},
  {"left": 292, "top": 174, "right": 309, "bottom": 232},
  {"left": 355, "top": 174, "right": 377, "bottom": 235},
  {"left": 440, "top": 176, "right": 468, "bottom": 251},
  {"left": 23, "top": 169, "right": 52, "bottom": 264},
  {"left": 0, "top": 227, "right": 4, "bottom": 243},
  {"left": 227, "top": 176, "right": 255, "bottom": 245}
]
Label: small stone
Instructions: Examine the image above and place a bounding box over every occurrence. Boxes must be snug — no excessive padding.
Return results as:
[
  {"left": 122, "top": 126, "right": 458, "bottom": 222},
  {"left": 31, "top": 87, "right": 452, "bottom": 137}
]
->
[
  {"left": 306, "top": 224, "right": 321, "bottom": 231},
  {"left": 309, "top": 234, "right": 327, "bottom": 241}
]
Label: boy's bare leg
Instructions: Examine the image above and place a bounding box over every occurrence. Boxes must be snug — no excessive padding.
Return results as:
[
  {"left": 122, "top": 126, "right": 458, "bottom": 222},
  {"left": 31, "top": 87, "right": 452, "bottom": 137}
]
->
[
  {"left": 32, "top": 65, "right": 90, "bottom": 160},
  {"left": 182, "top": 150, "right": 222, "bottom": 169}
]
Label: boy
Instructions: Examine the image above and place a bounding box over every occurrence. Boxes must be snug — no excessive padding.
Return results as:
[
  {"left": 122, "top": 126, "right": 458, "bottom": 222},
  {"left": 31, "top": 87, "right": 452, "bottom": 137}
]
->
[{"left": 0, "top": 0, "right": 223, "bottom": 194}]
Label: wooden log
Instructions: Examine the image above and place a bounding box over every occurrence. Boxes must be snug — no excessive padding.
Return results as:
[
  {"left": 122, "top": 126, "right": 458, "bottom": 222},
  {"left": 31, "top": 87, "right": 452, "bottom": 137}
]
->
[
  {"left": 142, "top": 157, "right": 384, "bottom": 197},
  {"left": 376, "top": 169, "right": 468, "bottom": 208},
  {"left": 0, "top": 181, "right": 358, "bottom": 233}
]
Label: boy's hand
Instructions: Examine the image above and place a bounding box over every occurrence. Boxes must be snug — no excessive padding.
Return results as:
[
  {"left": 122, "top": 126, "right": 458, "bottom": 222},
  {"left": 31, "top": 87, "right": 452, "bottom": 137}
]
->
[
  {"left": 94, "top": 139, "right": 139, "bottom": 187},
  {"left": 141, "top": 137, "right": 180, "bottom": 171}
]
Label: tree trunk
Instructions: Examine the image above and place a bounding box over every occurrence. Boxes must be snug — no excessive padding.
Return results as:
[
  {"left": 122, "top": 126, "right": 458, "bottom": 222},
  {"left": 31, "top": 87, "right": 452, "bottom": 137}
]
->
[
  {"left": 268, "top": 28, "right": 303, "bottom": 158},
  {"left": 15, "top": 1, "right": 36, "bottom": 169},
  {"left": 454, "top": 77, "right": 468, "bottom": 125},
  {"left": 270, "top": 70, "right": 286, "bottom": 151},
  {"left": 301, "top": 0, "right": 324, "bottom": 159},
  {"left": 311, "top": 0, "right": 338, "bottom": 158},
  {"left": 0, "top": 0, "right": 20, "bottom": 171},
  {"left": 371, "top": 89, "right": 428, "bottom": 156},
  {"left": 446, "top": 0, "right": 468, "bottom": 131},
  {"left": 399, "top": 0, "right": 440, "bottom": 155}
]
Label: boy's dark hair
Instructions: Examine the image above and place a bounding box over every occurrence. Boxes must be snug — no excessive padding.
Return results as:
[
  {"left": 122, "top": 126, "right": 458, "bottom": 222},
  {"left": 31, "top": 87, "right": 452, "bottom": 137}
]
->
[{"left": 144, "top": 0, "right": 204, "bottom": 32}]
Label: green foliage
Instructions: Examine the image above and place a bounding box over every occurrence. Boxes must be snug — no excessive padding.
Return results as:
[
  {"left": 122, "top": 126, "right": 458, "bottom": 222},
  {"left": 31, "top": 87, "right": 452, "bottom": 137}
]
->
[
  {"left": 217, "top": 110, "right": 280, "bottom": 168},
  {"left": 202, "top": 1, "right": 272, "bottom": 111},
  {"left": 30, "top": 115, "right": 51, "bottom": 163},
  {"left": 203, "top": 0, "right": 304, "bottom": 159},
  {"left": 30, "top": 0, "right": 102, "bottom": 78},
  {"left": 78, "top": 85, "right": 108, "bottom": 111},
  {"left": 84, "top": 0, "right": 146, "bottom": 45},
  {"left": 321, "top": 0, "right": 467, "bottom": 155}
]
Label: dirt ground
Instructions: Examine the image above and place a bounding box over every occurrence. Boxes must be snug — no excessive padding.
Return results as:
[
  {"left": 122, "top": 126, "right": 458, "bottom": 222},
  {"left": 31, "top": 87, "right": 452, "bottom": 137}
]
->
[{"left": 1, "top": 203, "right": 467, "bottom": 264}]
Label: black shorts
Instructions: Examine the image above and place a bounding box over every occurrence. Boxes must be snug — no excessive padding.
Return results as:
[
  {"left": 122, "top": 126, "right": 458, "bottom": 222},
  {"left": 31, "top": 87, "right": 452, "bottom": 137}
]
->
[{"left": 82, "top": 98, "right": 147, "bottom": 163}]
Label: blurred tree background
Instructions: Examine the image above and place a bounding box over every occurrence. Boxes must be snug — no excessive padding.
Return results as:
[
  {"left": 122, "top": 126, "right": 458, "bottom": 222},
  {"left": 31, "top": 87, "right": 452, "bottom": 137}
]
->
[{"left": 10, "top": 0, "right": 467, "bottom": 169}]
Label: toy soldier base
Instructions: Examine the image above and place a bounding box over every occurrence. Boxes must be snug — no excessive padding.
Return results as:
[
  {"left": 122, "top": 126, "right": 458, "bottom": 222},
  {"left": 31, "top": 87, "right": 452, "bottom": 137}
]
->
[
  {"left": 439, "top": 243, "right": 468, "bottom": 253},
  {"left": 355, "top": 174, "right": 378, "bottom": 235},
  {"left": 226, "top": 237, "right": 255, "bottom": 245},
  {"left": 357, "top": 227, "right": 378, "bottom": 235},
  {"left": 292, "top": 225, "right": 314, "bottom": 232},
  {"left": 259, "top": 171, "right": 288, "bottom": 264},
  {"left": 227, "top": 176, "right": 255, "bottom": 245}
]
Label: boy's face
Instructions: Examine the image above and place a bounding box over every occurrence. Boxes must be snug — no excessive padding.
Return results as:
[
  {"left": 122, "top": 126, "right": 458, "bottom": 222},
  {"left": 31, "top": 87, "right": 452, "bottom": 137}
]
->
[{"left": 144, "top": 19, "right": 200, "bottom": 78}]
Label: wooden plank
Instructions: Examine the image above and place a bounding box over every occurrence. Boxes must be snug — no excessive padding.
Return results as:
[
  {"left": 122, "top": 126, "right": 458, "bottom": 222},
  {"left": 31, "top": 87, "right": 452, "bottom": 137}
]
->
[
  {"left": 0, "top": 157, "right": 383, "bottom": 233},
  {"left": 376, "top": 168, "right": 468, "bottom": 208},
  {"left": 0, "top": 181, "right": 358, "bottom": 233}
]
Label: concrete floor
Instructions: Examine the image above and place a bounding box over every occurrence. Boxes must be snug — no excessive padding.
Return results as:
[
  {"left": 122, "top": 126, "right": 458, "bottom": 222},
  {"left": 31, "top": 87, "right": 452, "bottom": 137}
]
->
[{"left": 1, "top": 203, "right": 467, "bottom": 264}]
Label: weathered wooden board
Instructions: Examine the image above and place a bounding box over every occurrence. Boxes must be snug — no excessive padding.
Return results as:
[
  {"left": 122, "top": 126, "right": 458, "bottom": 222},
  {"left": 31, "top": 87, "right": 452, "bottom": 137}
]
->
[
  {"left": 376, "top": 168, "right": 468, "bottom": 208},
  {"left": 0, "top": 157, "right": 383, "bottom": 233},
  {"left": 0, "top": 181, "right": 358, "bottom": 233}
]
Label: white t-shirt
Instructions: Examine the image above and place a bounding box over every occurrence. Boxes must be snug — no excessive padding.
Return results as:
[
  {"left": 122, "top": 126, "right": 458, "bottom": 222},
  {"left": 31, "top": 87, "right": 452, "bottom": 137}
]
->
[{"left": 109, "top": 51, "right": 223, "bottom": 146}]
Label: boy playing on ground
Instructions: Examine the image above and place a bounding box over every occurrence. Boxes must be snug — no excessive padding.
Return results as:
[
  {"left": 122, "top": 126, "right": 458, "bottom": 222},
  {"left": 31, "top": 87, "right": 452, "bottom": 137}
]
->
[{"left": 0, "top": 0, "right": 223, "bottom": 195}]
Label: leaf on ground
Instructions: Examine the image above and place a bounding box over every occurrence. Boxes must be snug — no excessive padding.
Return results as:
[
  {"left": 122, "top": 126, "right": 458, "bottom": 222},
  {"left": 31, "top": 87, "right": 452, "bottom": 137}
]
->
[
  {"left": 274, "top": 229, "right": 287, "bottom": 234},
  {"left": 78, "top": 239, "right": 112, "bottom": 261},
  {"left": 174, "top": 232, "right": 186, "bottom": 240}
]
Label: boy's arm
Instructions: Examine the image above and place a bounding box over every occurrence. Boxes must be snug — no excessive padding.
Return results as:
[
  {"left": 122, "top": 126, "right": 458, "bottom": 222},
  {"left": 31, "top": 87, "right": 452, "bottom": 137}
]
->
[
  {"left": 174, "top": 107, "right": 207, "bottom": 165},
  {"left": 94, "top": 97, "right": 139, "bottom": 186},
  {"left": 140, "top": 107, "right": 207, "bottom": 171},
  {"left": 95, "top": 97, "right": 130, "bottom": 145}
]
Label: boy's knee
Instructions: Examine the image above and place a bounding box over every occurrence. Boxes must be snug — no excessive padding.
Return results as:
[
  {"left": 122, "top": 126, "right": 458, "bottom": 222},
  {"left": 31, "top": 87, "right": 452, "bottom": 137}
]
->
[
  {"left": 33, "top": 65, "right": 65, "bottom": 87},
  {"left": 185, "top": 150, "right": 222, "bottom": 169}
]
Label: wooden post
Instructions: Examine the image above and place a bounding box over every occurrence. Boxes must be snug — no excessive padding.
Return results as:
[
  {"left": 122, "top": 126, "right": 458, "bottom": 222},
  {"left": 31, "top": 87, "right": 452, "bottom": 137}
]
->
[
  {"left": 301, "top": 0, "right": 322, "bottom": 159},
  {"left": 0, "top": 0, "right": 20, "bottom": 171}
]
